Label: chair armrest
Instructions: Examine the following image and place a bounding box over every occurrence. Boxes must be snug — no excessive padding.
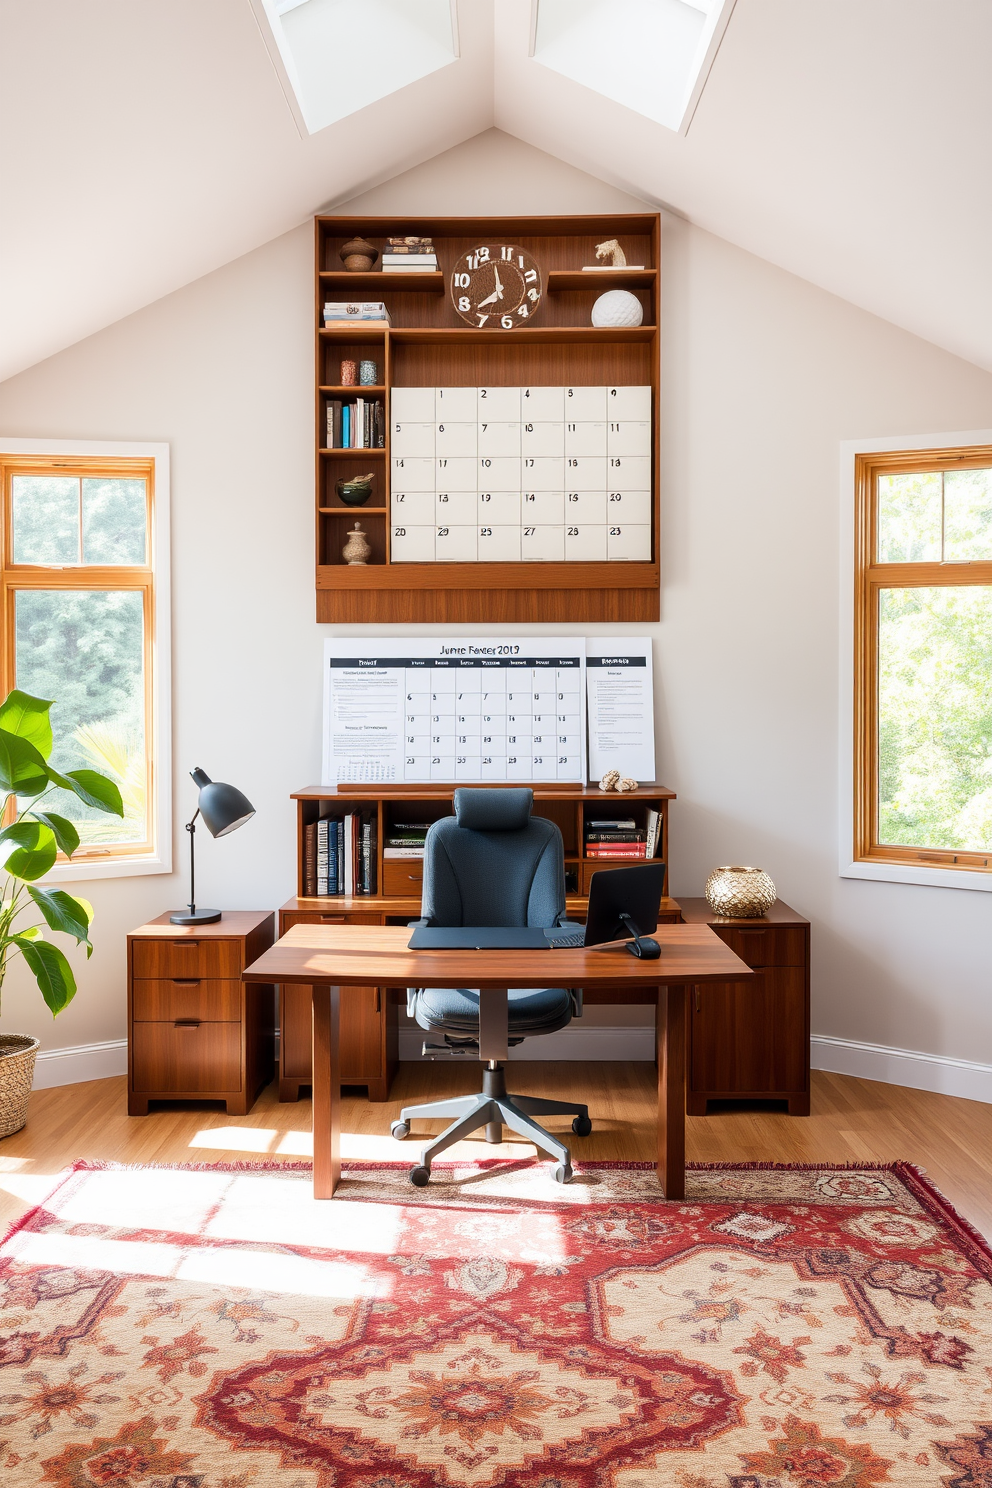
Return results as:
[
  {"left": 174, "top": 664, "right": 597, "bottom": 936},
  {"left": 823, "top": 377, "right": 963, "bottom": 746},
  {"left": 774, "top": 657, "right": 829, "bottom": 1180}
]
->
[{"left": 569, "top": 987, "right": 583, "bottom": 1018}]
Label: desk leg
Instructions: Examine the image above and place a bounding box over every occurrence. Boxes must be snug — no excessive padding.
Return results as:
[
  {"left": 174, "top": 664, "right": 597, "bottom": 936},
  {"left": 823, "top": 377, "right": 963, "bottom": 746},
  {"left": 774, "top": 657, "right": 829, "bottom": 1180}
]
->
[
  {"left": 656, "top": 985, "right": 687, "bottom": 1200},
  {"left": 312, "top": 985, "right": 341, "bottom": 1199},
  {"left": 478, "top": 987, "right": 508, "bottom": 1062}
]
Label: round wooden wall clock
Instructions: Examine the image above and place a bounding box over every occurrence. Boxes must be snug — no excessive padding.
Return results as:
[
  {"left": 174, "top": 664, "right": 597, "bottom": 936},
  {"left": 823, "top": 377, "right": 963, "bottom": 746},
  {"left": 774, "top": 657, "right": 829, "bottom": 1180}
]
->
[{"left": 450, "top": 244, "right": 542, "bottom": 328}]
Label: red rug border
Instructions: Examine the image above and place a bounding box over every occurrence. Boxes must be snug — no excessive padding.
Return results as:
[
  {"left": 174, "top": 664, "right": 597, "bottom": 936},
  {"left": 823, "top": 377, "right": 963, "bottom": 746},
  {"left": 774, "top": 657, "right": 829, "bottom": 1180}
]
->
[{"left": 3, "top": 1157, "right": 989, "bottom": 1275}]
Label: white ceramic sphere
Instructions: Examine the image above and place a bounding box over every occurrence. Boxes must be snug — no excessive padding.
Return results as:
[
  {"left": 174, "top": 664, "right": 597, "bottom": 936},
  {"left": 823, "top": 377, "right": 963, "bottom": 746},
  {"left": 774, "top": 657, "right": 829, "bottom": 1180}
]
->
[{"left": 591, "top": 289, "right": 643, "bottom": 328}]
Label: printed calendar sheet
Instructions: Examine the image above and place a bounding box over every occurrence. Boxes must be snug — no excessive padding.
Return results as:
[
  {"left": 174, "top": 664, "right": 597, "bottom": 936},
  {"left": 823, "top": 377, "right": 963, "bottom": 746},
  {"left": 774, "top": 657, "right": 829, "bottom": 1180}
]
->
[
  {"left": 322, "top": 638, "right": 586, "bottom": 785},
  {"left": 389, "top": 385, "right": 651, "bottom": 563}
]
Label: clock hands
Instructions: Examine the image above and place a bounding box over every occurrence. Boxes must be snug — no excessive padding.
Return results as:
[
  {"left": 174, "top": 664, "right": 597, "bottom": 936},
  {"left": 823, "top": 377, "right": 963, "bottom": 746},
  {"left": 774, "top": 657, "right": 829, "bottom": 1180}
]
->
[
  {"left": 476, "top": 288, "right": 500, "bottom": 308},
  {"left": 493, "top": 267, "right": 503, "bottom": 299}
]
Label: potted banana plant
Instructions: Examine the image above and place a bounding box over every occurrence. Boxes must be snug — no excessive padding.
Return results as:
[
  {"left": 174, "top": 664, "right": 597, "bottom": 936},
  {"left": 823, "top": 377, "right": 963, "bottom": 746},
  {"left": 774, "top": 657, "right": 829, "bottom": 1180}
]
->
[{"left": 0, "top": 689, "right": 123, "bottom": 1137}]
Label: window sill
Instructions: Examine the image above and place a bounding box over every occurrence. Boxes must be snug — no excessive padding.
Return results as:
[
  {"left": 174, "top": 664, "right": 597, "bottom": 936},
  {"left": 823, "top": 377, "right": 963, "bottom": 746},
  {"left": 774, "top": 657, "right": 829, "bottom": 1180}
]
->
[
  {"left": 841, "top": 860, "right": 992, "bottom": 893},
  {"left": 46, "top": 852, "right": 171, "bottom": 884}
]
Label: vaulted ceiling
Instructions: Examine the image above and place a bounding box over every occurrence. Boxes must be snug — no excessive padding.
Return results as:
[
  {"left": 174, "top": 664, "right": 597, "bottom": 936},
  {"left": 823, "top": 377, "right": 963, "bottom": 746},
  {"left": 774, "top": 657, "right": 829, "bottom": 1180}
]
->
[{"left": 2, "top": 0, "right": 990, "bottom": 383}]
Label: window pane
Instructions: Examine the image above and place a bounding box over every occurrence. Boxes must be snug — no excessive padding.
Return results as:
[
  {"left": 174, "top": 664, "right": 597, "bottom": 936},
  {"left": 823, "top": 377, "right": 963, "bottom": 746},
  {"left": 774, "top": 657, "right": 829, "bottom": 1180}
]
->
[
  {"left": 943, "top": 467, "right": 992, "bottom": 562},
  {"left": 878, "top": 586, "right": 992, "bottom": 851},
  {"left": 15, "top": 590, "right": 146, "bottom": 845},
  {"left": 877, "top": 472, "right": 941, "bottom": 562},
  {"left": 12, "top": 476, "right": 79, "bottom": 564},
  {"left": 82, "top": 478, "right": 147, "bottom": 564}
]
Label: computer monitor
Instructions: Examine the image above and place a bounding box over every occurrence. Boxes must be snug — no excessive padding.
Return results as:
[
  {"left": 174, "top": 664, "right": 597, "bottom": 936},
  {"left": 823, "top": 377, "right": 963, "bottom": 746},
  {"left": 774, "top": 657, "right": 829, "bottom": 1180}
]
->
[{"left": 582, "top": 862, "right": 666, "bottom": 946}]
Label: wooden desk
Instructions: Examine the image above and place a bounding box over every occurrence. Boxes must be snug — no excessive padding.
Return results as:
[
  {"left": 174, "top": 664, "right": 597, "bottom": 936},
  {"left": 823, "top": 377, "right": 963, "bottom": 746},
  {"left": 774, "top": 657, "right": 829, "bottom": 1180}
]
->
[{"left": 243, "top": 923, "right": 752, "bottom": 1200}]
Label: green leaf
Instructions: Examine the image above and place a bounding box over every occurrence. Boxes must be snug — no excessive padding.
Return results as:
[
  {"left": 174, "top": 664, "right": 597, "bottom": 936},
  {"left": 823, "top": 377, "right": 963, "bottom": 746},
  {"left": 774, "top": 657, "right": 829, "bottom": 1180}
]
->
[
  {"left": 2, "top": 822, "right": 57, "bottom": 881},
  {"left": 0, "top": 690, "right": 53, "bottom": 759},
  {"left": 46, "top": 766, "right": 124, "bottom": 818},
  {"left": 0, "top": 729, "right": 50, "bottom": 799},
  {"left": 28, "top": 887, "right": 94, "bottom": 957},
  {"left": 11, "top": 935, "right": 77, "bottom": 1015},
  {"left": 29, "top": 811, "right": 80, "bottom": 858}
]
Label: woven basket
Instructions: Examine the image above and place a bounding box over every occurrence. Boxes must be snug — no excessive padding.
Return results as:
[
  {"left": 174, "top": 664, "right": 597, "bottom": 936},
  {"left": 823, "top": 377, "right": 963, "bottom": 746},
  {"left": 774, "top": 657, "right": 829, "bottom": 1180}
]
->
[{"left": 0, "top": 1034, "right": 40, "bottom": 1138}]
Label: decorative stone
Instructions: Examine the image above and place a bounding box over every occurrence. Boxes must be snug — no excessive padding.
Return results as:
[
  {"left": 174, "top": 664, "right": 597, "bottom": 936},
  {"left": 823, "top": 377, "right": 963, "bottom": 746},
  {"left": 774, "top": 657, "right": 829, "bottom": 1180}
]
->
[
  {"left": 599, "top": 770, "right": 621, "bottom": 792},
  {"left": 591, "top": 289, "right": 644, "bottom": 327},
  {"left": 705, "top": 866, "right": 777, "bottom": 918},
  {"left": 617, "top": 777, "right": 638, "bottom": 792}
]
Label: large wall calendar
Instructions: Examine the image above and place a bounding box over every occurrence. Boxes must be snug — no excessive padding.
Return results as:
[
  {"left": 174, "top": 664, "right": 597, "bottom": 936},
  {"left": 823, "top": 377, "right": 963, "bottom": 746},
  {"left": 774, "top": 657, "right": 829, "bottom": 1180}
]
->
[
  {"left": 322, "top": 638, "right": 656, "bottom": 786},
  {"left": 389, "top": 385, "right": 652, "bottom": 563}
]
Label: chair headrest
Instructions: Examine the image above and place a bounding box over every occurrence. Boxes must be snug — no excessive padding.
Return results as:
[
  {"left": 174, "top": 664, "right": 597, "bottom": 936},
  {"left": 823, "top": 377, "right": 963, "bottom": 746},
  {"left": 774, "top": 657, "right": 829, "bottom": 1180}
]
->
[{"left": 453, "top": 788, "right": 533, "bottom": 832}]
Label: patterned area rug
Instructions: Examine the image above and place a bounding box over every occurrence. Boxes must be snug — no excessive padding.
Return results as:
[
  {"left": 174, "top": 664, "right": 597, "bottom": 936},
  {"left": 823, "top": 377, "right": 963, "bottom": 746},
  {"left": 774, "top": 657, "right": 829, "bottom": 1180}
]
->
[{"left": 0, "top": 1160, "right": 990, "bottom": 1487}]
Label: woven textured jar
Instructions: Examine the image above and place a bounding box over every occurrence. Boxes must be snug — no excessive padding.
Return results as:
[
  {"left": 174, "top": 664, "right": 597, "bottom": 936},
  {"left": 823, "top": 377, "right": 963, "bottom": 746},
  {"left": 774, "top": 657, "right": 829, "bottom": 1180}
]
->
[
  {"left": 705, "top": 866, "right": 777, "bottom": 919},
  {"left": 0, "top": 1034, "right": 40, "bottom": 1138}
]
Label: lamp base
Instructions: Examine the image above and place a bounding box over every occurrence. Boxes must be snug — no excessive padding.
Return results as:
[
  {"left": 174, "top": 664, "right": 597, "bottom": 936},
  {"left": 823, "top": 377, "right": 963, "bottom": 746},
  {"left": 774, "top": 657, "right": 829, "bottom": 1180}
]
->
[{"left": 169, "top": 909, "right": 222, "bottom": 925}]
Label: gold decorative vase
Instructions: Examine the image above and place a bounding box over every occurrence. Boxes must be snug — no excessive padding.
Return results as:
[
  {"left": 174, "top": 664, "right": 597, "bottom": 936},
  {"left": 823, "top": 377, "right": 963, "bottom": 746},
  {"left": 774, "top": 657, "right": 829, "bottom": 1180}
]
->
[{"left": 705, "top": 866, "right": 776, "bottom": 919}]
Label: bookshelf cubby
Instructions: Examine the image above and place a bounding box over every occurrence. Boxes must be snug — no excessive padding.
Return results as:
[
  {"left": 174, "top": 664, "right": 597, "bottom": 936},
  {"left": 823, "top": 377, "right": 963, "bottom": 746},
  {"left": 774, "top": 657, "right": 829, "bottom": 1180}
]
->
[{"left": 314, "top": 213, "right": 661, "bottom": 622}]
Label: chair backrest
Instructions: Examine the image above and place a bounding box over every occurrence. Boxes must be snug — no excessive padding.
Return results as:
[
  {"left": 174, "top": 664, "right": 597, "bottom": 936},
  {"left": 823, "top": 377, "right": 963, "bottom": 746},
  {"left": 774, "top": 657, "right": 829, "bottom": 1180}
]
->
[{"left": 420, "top": 788, "right": 566, "bottom": 928}]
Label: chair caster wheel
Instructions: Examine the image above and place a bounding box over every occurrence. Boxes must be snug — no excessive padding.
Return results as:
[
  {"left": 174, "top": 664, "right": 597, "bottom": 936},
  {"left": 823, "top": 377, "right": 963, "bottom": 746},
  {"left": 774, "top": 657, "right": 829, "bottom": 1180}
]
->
[
  {"left": 391, "top": 1120, "right": 411, "bottom": 1140},
  {"left": 409, "top": 1165, "right": 431, "bottom": 1187},
  {"left": 554, "top": 1163, "right": 573, "bottom": 1184},
  {"left": 571, "top": 1114, "right": 592, "bottom": 1136}
]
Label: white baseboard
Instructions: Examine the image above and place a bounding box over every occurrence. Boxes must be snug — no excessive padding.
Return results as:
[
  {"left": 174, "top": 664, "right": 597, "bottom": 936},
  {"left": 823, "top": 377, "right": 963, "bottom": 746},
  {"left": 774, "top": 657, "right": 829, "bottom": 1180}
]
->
[
  {"left": 400, "top": 1026, "right": 655, "bottom": 1062},
  {"left": 811, "top": 1034, "right": 992, "bottom": 1105},
  {"left": 32, "top": 1039, "right": 128, "bottom": 1090}
]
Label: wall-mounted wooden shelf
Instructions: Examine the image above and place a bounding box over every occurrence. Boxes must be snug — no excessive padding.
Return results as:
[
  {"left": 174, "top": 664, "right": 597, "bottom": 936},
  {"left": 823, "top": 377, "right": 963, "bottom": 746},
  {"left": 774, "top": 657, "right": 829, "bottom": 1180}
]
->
[{"left": 313, "top": 213, "right": 661, "bottom": 622}]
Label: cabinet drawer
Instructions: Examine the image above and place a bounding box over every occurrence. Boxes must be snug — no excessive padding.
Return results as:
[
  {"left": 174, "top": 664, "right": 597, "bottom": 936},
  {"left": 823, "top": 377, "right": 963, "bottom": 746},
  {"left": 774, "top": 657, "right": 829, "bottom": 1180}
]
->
[
  {"left": 282, "top": 911, "right": 380, "bottom": 928},
  {"left": 132, "top": 979, "right": 242, "bottom": 1022},
  {"left": 383, "top": 859, "right": 424, "bottom": 896},
  {"left": 131, "top": 1021, "right": 242, "bottom": 1093},
  {"left": 131, "top": 938, "right": 242, "bottom": 979},
  {"left": 710, "top": 925, "right": 807, "bottom": 968}
]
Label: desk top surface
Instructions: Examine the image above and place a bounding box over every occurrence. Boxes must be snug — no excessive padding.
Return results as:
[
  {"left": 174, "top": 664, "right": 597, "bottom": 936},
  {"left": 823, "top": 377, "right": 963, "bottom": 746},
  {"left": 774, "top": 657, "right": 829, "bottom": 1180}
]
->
[{"left": 242, "top": 922, "right": 751, "bottom": 989}]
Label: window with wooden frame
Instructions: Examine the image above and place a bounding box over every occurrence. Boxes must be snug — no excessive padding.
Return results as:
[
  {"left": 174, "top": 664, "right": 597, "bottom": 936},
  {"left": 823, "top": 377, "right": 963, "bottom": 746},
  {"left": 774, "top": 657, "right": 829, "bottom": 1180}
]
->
[
  {"left": 854, "top": 444, "right": 992, "bottom": 877},
  {"left": 0, "top": 444, "right": 171, "bottom": 878}
]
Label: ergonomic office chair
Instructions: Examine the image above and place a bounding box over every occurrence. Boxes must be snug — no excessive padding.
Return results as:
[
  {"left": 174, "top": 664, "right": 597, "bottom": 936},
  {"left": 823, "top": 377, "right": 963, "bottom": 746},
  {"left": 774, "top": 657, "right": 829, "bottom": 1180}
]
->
[{"left": 392, "top": 787, "right": 591, "bottom": 1185}]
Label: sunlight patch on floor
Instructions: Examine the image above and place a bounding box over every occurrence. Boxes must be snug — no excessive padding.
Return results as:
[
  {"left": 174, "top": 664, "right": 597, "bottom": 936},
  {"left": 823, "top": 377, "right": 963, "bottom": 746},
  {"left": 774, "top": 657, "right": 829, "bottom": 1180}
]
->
[
  {"left": 0, "top": 1171, "right": 60, "bottom": 1204},
  {"left": 189, "top": 1126, "right": 279, "bottom": 1153}
]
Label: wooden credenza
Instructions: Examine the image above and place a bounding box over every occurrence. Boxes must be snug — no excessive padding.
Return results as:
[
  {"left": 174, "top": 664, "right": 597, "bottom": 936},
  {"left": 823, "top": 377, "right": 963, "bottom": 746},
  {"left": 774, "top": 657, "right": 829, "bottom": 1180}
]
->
[
  {"left": 127, "top": 912, "right": 275, "bottom": 1116},
  {"left": 277, "top": 782, "right": 678, "bottom": 1102},
  {"left": 679, "top": 898, "right": 810, "bottom": 1115}
]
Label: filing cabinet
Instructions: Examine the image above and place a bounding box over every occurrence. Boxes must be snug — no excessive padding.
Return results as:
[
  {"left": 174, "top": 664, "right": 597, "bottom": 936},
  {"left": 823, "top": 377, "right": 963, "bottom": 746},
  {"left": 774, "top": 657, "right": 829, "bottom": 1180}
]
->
[
  {"left": 127, "top": 912, "right": 275, "bottom": 1116},
  {"left": 679, "top": 898, "right": 810, "bottom": 1115}
]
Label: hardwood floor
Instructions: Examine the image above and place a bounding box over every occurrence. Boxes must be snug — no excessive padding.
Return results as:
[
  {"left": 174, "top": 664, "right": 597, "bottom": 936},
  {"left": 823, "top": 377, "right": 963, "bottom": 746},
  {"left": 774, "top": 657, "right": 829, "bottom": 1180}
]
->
[{"left": 2, "top": 1065, "right": 991, "bottom": 1242}]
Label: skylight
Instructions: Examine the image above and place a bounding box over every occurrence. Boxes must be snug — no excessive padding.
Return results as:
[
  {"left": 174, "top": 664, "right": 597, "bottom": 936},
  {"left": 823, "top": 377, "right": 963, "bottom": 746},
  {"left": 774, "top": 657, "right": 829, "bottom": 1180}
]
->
[
  {"left": 252, "top": 0, "right": 458, "bottom": 136},
  {"left": 531, "top": 0, "right": 736, "bottom": 134}
]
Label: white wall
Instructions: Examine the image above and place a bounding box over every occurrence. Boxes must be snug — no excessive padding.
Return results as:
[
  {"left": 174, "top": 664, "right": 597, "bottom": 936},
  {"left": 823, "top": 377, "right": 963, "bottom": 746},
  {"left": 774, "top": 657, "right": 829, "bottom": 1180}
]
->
[{"left": 2, "top": 130, "right": 991, "bottom": 1093}]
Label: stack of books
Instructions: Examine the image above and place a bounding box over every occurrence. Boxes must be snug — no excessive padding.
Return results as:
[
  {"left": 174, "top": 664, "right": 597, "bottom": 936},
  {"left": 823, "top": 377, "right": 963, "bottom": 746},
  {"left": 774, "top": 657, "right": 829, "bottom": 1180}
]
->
[
  {"left": 323, "top": 301, "right": 391, "bottom": 325},
  {"left": 584, "top": 808, "right": 661, "bottom": 860},
  {"left": 381, "top": 237, "right": 437, "bottom": 273},
  {"left": 383, "top": 823, "right": 431, "bottom": 859},
  {"left": 326, "top": 398, "right": 384, "bottom": 449},
  {"left": 304, "top": 813, "right": 377, "bottom": 896}
]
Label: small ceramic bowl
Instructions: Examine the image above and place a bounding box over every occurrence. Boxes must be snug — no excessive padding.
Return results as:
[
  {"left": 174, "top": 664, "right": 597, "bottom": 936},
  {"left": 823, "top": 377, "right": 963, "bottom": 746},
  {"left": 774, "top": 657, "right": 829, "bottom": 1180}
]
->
[{"left": 336, "top": 476, "right": 374, "bottom": 507}]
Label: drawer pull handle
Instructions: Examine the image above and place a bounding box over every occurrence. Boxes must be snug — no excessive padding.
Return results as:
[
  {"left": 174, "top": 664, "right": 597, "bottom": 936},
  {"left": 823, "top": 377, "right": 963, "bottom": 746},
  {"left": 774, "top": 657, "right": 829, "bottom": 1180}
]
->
[
  {"left": 320, "top": 916, "right": 345, "bottom": 923},
  {"left": 374, "top": 988, "right": 381, "bottom": 1013},
  {"left": 738, "top": 930, "right": 766, "bottom": 937},
  {"left": 172, "top": 978, "right": 200, "bottom": 985},
  {"left": 174, "top": 1019, "right": 200, "bottom": 1028},
  {"left": 173, "top": 940, "right": 198, "bottom": 947},
  {"left": 407, "top": 874, "right": 419, "bottom": 881}
]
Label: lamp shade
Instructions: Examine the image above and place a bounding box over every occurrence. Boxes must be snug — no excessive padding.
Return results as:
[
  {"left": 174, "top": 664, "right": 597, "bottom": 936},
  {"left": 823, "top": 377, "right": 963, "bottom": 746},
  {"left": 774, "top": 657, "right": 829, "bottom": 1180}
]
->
[{"left": 190, "top": 767, "right": 255, "bottom": 838}]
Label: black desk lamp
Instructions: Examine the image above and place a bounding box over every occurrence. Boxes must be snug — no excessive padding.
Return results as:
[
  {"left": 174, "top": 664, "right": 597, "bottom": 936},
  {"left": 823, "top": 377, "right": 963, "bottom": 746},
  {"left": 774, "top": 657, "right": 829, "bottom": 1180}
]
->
[{"left": 170, "top": 767, "right": 255, "bottom": 926}]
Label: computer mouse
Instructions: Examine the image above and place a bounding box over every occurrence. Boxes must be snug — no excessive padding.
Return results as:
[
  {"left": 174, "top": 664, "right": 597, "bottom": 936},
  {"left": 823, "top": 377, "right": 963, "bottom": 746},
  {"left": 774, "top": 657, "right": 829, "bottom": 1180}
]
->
[{"left": 626, "top": 936, "right": 661, "bottom": 959}]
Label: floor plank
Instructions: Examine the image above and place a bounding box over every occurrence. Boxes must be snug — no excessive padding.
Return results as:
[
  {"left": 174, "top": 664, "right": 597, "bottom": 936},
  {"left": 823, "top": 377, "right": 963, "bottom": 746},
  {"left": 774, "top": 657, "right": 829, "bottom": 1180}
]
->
[{"left": 2, "top": 1066, "right": 990, "bottom": 1241}]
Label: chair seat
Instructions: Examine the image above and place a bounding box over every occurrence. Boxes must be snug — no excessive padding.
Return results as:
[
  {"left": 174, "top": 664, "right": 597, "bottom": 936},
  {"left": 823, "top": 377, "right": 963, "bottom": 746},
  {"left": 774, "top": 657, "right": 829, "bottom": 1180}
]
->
[{"left": 415, "top": 985, "right": 573, "bottom": 1037}]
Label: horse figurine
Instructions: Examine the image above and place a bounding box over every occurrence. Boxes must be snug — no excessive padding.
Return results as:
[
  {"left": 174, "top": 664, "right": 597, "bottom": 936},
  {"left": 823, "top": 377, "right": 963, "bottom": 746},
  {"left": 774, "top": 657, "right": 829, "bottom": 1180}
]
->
[{"left": 595, "top": 239, "right": 627, "bottom": 268}]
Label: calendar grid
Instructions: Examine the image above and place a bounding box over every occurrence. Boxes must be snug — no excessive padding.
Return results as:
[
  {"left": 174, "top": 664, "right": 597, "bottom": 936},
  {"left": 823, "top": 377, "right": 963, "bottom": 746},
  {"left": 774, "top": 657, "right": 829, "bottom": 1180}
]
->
[{"left": 390, "top": 385, "right": 652, "bottom": 564}]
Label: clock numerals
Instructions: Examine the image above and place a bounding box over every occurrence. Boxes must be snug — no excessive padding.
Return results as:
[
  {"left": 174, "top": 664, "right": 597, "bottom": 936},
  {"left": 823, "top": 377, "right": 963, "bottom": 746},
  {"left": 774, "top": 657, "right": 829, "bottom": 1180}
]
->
[{"left": 450, "top": 244, "right": 542, "bottom": 329}]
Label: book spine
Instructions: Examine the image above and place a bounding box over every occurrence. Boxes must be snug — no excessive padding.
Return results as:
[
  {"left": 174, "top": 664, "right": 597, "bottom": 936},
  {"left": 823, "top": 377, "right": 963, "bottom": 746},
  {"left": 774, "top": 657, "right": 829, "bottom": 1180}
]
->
[
  {"left": 316, "top": 819, "right": 328, "bottom": 895},
  {"left": 586, "top": 846, "right": 647, "bottom": 858},
  {"left": 361, "top": 819, "right": 371, "bottom": 894},
  {"left": 585, "top": 831, "right": 646, "bottom": 842},
  {"left": 336, "top": 820, "right": 344, "bottom": 895},
  {"left": 369, "top": 813, "right": 377, "bottom": 894},
  {"left": 342, "top": 403, "right": 350, "bottom": 448},
  {"left": 304, "top": 822, "right": 317, "bottom": 897},
  {"left": 383, "top": 847, "right": 425, "bottom": 858},
  {"left": 645, "top": 809, "right": 660, "bottom": 858},
  {"left": 344, "top": 812, "right": 355, "bottom": 896}
]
